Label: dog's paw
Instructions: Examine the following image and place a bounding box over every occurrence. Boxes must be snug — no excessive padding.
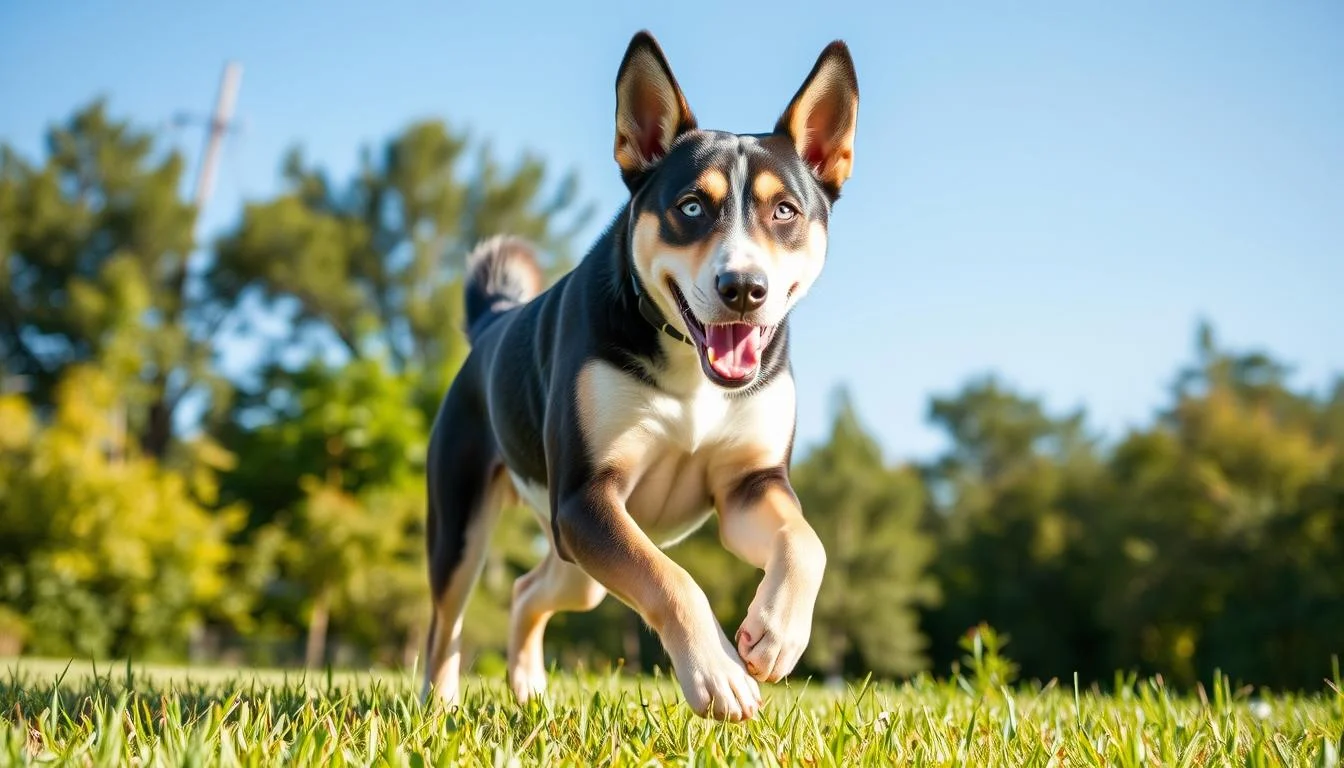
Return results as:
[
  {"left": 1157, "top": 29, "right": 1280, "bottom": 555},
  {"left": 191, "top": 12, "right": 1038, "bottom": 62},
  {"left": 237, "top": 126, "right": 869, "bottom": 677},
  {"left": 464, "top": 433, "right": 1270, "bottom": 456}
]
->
[
  {"left": 736, "top": 597, "right": 814, "bottom": 683},
  {"left": 508, "top": 657, "right": 548, "bottom": 703},
  {"left": 669, "top": 628, "right": 762, "bottom": 721},
  {"left": 422, "top": 679, "right": 460, "bottom": 706},
  {"left": 680, "top": 651, "right": 762, "bottom": 721}
]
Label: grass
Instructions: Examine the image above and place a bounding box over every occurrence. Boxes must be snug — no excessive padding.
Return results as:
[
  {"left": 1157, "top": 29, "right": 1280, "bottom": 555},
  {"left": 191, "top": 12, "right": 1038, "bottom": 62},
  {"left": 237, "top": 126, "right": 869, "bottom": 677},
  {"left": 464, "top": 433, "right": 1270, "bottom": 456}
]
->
[{"left": 1, "top": 656, "right": 1341, "bottom": 766}]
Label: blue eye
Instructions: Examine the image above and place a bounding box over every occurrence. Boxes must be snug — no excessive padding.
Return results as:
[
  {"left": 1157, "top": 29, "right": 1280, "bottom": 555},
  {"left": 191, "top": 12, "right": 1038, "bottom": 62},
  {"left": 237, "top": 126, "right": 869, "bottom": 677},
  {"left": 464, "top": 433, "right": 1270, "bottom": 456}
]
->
[
  {"left": 678, "top": 199, "right": 704, "bottom": 218},
  {"left": 773, "top": 201, "right": 799, "bottom": 221}
]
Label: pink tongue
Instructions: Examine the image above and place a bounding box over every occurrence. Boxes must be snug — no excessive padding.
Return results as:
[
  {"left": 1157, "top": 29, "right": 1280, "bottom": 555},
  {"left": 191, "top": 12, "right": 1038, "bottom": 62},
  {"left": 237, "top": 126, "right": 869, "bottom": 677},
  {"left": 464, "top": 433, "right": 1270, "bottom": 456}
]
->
[{"left": 705, "top": 323, "right": 762, "bottom": 380}]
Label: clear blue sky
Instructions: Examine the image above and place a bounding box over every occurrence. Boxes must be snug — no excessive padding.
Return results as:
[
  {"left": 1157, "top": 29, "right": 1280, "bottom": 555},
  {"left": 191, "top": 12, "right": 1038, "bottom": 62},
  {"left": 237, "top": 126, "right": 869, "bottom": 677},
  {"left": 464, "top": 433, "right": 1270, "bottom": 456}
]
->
[{"left": 2, "top": 1, "right": 1341, "bottom": 461}]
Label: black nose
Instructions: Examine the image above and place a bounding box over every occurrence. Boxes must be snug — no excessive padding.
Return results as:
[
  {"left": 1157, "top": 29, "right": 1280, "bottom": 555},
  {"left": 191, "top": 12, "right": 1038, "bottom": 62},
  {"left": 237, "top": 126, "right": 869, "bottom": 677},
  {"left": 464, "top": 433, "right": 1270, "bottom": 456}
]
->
[{"left": 716, "top": 271, "right": 768, "bottom": 313}]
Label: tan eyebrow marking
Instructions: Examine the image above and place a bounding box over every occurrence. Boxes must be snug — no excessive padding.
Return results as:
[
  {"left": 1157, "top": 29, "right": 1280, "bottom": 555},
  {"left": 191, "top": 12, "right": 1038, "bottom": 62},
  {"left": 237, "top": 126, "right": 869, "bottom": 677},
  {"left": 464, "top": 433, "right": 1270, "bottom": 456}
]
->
[
  {"left": 752, "top": 171, "right": 785, "bottom": 202},
  {"left": 697, "top": 168, "right": 730, "bottom": 204}
]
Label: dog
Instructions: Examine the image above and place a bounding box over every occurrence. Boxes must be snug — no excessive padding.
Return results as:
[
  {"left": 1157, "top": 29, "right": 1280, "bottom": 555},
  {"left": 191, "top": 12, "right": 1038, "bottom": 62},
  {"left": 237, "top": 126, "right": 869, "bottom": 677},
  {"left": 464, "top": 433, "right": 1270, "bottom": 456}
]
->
[{"left": 423, "top": 30, "right": 858, "bottom": 721}]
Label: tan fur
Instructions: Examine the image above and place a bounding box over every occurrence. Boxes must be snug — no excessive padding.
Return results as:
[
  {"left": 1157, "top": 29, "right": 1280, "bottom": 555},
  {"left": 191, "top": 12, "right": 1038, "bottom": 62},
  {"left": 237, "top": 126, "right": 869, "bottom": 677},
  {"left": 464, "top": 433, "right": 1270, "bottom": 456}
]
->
[
  {"left": 713, "top": 477, "right": 825, "bottom": 683},
  {"left": 508, "top": 544, "right": 607, "bottom": 701},
  {"left": 512, "top": 354, "right": 826, "bottom": 709},
  {"left": 631, "top": 210, "right": 718, "bottom": 337},
  {"left": 751, "top": 171, "right": 785, "bottom": 202},
  {"left": 565, "top": 359, "right": 814, "bottom": 716},
  {"left": 698, "top": 168, "right": 730, "bottom": 205},
  {"left": 423, "top": 468, "right": 515, "bottom": 703},
  {"left": 782, "top": 57, "right": 858, "bottom": 189},
  {"left": 789, "top": 221, "right": 829, "bottom": 301},
  {"left": 528, "top": 460, "right": 759, "bottom": 720},
  {"left": 634, "top": 167, "right": 828, "bottom": 337},
  {"left": 739, "top": 211, "right": 829, "bottom": 314},
  {"left": 575, "top": 360, "right": 659, "bottom": 478},
  {"left": 615, "top": 50, "right": 692, "bottom": 174}
]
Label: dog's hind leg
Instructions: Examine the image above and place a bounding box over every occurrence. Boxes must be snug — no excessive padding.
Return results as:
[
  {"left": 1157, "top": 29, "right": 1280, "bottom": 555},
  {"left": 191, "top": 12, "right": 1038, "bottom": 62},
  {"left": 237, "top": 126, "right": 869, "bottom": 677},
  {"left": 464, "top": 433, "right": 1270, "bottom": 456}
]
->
[
  {"left": 423, "top": 466, "right": 511, "bottom": 704},
  {"left": 507, "top": 546, "right": 607, "bottom": 702},
  {"left": 422, "top": 397, "right": 512, "bottom": 705}
]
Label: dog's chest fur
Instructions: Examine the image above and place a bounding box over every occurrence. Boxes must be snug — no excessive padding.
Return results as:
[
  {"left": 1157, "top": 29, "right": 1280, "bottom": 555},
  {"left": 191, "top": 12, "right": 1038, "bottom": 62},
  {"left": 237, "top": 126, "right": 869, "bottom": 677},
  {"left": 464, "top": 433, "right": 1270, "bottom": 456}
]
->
[{"left": 515, "top": 356, "right": 795, "bottom": 548}]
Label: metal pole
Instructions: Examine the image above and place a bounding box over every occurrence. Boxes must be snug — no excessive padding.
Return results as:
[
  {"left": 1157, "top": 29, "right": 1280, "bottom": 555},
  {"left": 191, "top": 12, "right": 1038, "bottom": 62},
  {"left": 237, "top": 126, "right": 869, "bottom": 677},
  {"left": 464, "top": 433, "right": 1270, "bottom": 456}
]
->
[{"left": 193, "top": 61, "right": 243, "bottom": 213}]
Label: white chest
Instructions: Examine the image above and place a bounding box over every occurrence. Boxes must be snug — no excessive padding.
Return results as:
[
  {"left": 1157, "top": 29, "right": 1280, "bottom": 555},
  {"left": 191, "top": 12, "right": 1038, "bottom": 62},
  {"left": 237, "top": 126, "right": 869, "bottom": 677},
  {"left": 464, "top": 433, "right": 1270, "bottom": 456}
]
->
[
  {"left": 510, "top": 362, "right": 796, "bottom": 550},
  {"left": 573, "top": 360, "right": 796, "bottom": 546},
  {"left": 639, "top": 377, "right": 738, "bottom": 452}
]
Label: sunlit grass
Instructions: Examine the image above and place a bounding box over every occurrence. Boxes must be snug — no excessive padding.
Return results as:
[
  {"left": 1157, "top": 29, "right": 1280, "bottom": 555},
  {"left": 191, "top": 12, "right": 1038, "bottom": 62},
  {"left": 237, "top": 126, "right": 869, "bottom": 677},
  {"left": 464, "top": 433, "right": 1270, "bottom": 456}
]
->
[{"left": 2, "top": 656, "right": 1341, "bottom": 766}]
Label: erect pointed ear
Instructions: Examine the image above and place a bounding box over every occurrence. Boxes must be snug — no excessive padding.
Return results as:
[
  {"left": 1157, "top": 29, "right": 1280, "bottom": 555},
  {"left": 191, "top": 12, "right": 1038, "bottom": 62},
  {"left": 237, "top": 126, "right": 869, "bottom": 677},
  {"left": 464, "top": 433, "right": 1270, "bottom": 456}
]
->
[
  {"left": 614, "top": 31, "right": 697, "bottom": 186},
  {"left": 775, "top": 41, "right": 859, "bottom": 198}
]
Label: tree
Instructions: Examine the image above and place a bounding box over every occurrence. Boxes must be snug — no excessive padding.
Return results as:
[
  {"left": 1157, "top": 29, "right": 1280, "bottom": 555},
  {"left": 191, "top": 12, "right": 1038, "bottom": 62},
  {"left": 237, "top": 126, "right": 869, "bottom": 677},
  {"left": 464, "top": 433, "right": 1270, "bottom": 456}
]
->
[
  {"left": 222, "top": 355, "right": 428, "bottom": 522},
  {"left": 209, "top": 121, "right": 592, "bottom": 419},
  {"left": 791, "top": 388, "right": 940, "bottom": 678},
  {"left": 1098, "top": 326, "right": 1340, "bottom": 687},
  {"left": 919, "top": 327, "right": 1343, "bottom": 689},
  {"left": 0, "top": 101, "right": 224, "bottom": 459},
  {"left": 209, "top": 121, "right": 593, "bottom": 666},
  {"left": 277, "top": 479, "right": 424, "bottom": 668},
  {"left": 0, "top": 366, "right": 240, "bottom": 659},
  {"left": 921, "top": 376, "right": 1110, "bottom": 681}
]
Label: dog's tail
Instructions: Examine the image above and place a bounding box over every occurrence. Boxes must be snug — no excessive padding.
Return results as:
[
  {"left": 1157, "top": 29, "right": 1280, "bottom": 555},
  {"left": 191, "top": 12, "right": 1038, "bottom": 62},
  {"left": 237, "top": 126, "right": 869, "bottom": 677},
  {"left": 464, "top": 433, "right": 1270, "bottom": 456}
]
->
[{"left": 463, "top": 235, "right": 544, "bottom": 342}]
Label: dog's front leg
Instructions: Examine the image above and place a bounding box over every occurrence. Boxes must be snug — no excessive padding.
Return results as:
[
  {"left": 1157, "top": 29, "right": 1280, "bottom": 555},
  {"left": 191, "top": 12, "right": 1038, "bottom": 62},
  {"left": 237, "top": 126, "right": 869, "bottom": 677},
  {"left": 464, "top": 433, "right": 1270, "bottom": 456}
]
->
[
  {"left": 554, "top": 479, "right": 762, "bottom": 721},
  {"left": 716, "top": 469, "right": 826, "bottom": 683}
]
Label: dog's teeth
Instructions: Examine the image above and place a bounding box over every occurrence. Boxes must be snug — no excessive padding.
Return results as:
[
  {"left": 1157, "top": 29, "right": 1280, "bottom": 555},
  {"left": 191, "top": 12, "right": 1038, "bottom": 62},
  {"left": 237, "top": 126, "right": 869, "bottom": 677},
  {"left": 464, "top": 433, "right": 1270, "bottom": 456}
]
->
[{"left": 707, "top": 349, "right": 717, "bottom": 363}]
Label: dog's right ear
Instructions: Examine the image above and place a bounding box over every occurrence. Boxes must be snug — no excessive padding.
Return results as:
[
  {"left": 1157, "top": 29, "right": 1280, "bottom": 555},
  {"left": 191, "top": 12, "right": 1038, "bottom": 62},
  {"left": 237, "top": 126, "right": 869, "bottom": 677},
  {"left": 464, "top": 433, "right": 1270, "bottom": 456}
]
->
[{"left": 614, "top": 31, "right": 697, "bottom": 188}]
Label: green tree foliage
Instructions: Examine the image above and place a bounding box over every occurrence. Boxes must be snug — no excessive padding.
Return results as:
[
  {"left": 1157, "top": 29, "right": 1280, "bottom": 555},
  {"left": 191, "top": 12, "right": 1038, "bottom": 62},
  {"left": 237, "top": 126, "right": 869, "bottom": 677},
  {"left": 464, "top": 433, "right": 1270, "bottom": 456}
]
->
[
  {"left": 922, "top": 376, "right": 1110, "bottom": 682},
  {"left": 922, "top": 326, "right": 1344, "bottom": 690},
  {"left": 221, "top": 357, "right": 431, "bottom": 667},
  {"left": 0, "top": 101, "right": 223, "bottom": 459},
  {"left": 224, "top": 356, "right": 428, "bottom": 523},
  {"left": 209, "top": 121, "right": 592, "bottom": 414},
  {"left": 3, "top": 98, "right": 1341, "bottom": 691},
  {"left": 0, "top": 366, "right": 240, "bottom": 659},
  {"left": 207, "top": 118, "right": 591, "bottom": 666},
  {"left": 278, "top": 479, "right": 422, "bottom": 668},
  {"left": 792, "top": 389, "right": 940, "bottom": 678},
  {"left": 1095, "top": 324, "right": 1343, "bottom": 687}
]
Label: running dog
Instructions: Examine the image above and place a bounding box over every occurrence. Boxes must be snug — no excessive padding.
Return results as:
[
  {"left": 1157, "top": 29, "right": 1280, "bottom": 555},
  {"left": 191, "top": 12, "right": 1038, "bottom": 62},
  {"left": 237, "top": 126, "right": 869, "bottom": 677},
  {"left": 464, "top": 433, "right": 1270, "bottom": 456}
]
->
[{"left": 423, "top": 30, "right": 858, "bottom": 721}]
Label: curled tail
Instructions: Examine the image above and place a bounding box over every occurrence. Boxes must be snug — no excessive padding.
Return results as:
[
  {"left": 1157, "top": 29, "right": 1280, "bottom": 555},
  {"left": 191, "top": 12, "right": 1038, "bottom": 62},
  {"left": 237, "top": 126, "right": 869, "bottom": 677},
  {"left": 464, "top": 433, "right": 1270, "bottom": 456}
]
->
[{"left": 464, "top": 235, "right": 544, "bottom": 342}]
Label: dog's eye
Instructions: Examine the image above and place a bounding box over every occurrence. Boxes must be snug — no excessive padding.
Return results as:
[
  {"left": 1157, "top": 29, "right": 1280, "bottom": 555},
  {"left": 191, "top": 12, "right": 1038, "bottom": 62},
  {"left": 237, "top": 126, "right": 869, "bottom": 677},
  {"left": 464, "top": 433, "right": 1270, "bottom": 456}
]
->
[
  {"left": 678, "top": 199, "right": 704, "bottom": 218},
  {"left": 773, "top": 202, "right": 799, "bottom": 222}
]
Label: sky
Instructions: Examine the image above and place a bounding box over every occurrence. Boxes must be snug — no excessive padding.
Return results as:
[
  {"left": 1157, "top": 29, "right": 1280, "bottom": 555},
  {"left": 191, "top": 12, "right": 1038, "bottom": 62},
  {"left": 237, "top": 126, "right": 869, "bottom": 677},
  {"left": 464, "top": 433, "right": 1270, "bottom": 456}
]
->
[{"left": 2, "top": 1, "right": 1341, "bottom": 462}]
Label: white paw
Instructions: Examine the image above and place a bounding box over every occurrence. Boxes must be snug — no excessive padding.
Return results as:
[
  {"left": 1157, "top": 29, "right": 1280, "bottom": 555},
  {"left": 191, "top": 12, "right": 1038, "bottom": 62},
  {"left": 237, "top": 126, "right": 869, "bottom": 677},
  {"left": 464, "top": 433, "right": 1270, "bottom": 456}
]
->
[
  {"left": 672, "top": 630, "right": 762, "bottom": 721},
  {"left": 423, "top": 679, "right": 460, "bottom": 705},
  {"left": 508, "top": 659, "right": 548, "bottom": 703},
  {"left": 736, "top": 598, "right": 813, "bottom": 683}
]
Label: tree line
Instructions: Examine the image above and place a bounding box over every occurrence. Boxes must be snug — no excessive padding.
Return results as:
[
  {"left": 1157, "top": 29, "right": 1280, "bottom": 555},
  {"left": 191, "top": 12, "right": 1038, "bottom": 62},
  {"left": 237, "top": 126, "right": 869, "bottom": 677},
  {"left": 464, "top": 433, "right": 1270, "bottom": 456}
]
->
[{"left": 1, "top": 101, "right": 1340, "bottom": 690}]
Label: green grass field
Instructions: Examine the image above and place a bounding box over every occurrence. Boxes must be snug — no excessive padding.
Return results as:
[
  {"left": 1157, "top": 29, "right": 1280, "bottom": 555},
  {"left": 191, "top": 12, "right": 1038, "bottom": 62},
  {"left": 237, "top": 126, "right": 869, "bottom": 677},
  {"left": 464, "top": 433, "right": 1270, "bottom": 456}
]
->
[{"left": 2, "top": 657, "right": 1341, "bottom": 766}]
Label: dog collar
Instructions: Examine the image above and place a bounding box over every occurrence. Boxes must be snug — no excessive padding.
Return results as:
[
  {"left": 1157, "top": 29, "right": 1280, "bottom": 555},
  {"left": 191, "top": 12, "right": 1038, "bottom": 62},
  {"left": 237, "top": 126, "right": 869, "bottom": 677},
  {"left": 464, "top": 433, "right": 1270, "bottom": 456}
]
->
[{"left": 631, "top": 274, "right": 694, "bottom": 347}]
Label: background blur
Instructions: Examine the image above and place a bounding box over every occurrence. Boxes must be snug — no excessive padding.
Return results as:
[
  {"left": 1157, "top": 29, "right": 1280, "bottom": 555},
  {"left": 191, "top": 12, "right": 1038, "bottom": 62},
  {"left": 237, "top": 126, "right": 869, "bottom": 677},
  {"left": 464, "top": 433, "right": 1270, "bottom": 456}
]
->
[{"left": 0, "top": 1, "right": 1340, "bottom": 689}]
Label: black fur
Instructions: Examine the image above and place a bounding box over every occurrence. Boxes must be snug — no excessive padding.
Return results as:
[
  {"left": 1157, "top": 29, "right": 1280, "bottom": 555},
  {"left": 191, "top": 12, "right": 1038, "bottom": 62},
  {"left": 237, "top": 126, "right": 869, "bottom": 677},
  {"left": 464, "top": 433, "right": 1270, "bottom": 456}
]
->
[{"left": 423, "top": 31, "right": 859, "bottom": 708}]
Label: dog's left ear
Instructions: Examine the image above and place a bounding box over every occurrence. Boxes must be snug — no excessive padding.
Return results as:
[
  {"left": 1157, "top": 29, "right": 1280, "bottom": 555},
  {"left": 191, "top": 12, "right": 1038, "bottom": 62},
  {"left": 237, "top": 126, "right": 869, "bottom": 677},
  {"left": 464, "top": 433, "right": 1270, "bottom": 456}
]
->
[
  {"left": 614, "top": 31, "right": 697, "bottom": 187},
  {"left": 775, "top": 41, "right": 859, "bottom": 198}
]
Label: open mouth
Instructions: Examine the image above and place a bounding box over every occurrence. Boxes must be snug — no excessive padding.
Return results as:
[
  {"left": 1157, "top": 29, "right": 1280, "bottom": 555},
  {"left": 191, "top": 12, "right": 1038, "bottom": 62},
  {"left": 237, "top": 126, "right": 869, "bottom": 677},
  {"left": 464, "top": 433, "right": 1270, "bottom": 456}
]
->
[{"left": 667, "top": 280, "right": 777, "bottom": 388}]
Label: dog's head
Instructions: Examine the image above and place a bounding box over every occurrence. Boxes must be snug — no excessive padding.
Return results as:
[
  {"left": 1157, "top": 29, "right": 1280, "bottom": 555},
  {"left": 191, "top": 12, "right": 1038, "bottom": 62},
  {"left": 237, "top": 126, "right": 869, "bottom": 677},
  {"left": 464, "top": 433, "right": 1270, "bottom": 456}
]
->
[{"left": 615, "top": 31, "right": 859, "bottom": 389}]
